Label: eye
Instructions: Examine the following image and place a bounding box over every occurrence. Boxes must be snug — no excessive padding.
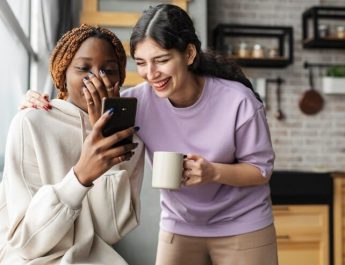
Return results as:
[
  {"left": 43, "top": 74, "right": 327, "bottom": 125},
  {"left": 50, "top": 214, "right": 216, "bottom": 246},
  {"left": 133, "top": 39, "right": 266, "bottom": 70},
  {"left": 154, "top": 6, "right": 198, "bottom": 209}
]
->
[
  {"left": 75, "top": 66, "right": 89, "bottom": 72},
  {"left": 102, "top": 68, "right": 118, "bottom": 75},
  {"left": 156, "top": 59, "right": 169, "bottom": 64},
  {"left": 135, "top": 60, "right": 145, "bottom": 66}
]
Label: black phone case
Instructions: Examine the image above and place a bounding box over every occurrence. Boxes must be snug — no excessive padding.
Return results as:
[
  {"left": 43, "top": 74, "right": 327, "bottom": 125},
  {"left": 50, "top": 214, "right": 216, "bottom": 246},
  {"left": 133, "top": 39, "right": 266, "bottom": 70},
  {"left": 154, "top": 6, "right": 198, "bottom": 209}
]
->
[{"left": 101, "top": 97, "right": 137, "bottom": 147}]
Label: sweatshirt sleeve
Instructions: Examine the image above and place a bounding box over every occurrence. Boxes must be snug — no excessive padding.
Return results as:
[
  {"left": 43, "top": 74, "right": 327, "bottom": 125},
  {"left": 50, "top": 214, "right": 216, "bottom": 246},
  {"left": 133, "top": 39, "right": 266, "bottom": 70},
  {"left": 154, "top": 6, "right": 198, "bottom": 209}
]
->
[
  {"left": 235, "top": 106, "right": 275, "bottom": 178},
  {"left": 2, "top": 112, "right": 90, "bottom": 260},
  {"left": 86, "top": 136, "right": 145, "bottom": 244}
]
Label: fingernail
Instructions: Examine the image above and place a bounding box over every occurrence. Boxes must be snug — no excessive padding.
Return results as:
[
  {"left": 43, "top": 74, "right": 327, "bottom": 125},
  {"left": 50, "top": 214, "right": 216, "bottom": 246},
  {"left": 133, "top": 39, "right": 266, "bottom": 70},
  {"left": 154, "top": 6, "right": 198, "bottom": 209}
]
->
[
  {"left": 83, "top": 77, "right": 89, "bottom": 82},
  {"left": 45, "top": 104, "right": 52, "bottom": 110},
  {"left": 107, "top": 108, "right": 115, "bottom": 115},
  {"left": 125, "top": 152, "right": 135, "bottom": 161},
  {"left": 88, "top": 71, "right": 94, "bottom": 77},
  {"left": 134, "top": 126, "right": 140, "bottom": 132},
  {"left": 99, "top": 69, "right": 105, "bottom": 76}
]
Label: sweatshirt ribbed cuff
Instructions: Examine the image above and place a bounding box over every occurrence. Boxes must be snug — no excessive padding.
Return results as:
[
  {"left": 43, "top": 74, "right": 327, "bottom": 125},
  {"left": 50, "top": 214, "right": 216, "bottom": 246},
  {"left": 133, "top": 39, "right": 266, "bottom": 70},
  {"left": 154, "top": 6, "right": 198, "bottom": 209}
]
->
[{"left": 54, "top": 168, "right": 92, "bottom": 210}]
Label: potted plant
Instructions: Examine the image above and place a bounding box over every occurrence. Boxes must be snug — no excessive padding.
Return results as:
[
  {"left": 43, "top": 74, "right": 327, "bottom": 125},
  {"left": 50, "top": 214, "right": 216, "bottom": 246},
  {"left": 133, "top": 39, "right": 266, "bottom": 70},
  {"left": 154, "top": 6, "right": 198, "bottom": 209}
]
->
[{"left": 323, "top": 65, "right": 345, "bottom": 94}]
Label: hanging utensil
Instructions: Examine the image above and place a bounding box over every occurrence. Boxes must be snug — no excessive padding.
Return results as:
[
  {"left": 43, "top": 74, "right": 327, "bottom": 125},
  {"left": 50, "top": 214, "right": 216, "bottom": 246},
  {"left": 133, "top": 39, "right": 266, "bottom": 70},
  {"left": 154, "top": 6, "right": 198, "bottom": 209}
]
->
[
  {"left": 299, "top": 67, "right": 324, "bottom": 115},
  {"left": 275, "top": 77, "right": 285, "bottom": 120}
]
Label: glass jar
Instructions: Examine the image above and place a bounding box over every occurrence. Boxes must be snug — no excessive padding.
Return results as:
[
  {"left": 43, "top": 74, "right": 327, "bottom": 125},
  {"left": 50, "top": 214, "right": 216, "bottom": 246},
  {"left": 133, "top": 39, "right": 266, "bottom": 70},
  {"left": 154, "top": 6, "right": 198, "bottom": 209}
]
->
[
  {"left": 237, "top": 42, "right": 250, "bottom": 58},
  {"left": 268, "top": 47, "right": 279, "bottom": 58},
  {"left": 318, "top": 24, "right": 329, "bottom": 38},
  {"left": 252, "top": 44, "right": 265, "bottom": 58},
  {"left": 226, "top": 44, "right": 234, "bottom": 56},
  {"left": 336, "top": 26, "right": 345, "bottom": 39}
]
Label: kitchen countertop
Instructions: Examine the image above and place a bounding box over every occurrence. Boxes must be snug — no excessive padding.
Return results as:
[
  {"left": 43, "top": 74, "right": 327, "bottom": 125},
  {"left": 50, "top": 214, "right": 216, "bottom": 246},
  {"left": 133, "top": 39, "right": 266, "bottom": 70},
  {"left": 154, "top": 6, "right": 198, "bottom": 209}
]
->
[{"left": 270, "top": 170, "right": 333, "bottom": 205}]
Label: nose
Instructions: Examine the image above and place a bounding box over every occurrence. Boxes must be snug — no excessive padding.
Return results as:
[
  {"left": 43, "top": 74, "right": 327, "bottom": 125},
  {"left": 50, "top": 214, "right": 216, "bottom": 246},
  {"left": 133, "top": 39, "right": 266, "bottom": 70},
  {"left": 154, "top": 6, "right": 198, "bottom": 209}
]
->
[{"left": 146, "top": 63, "right": 159, "bottom": 81}]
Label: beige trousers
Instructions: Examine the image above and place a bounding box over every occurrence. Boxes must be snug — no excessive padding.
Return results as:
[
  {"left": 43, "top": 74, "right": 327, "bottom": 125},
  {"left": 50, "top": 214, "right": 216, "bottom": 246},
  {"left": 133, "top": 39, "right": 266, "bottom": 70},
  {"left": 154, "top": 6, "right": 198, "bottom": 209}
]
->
[{"left": 155, "top": 224, "right": 278, "bottom": 265}]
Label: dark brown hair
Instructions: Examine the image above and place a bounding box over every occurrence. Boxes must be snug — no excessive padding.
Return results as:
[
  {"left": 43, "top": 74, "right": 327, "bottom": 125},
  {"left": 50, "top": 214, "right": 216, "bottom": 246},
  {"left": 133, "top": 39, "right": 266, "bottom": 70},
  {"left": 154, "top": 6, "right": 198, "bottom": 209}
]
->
[
  {"left": 130, "top": 4, "right": 261, "bottom": 102},
  {"left": 50, "top": 24, "right": 126, "bottom": 99}
]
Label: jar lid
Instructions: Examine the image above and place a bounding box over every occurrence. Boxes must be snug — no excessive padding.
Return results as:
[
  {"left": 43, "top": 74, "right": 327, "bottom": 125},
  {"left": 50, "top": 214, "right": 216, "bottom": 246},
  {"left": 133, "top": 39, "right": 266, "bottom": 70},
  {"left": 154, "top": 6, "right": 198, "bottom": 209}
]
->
[
  {"left": 318, "top": 24, "right": 328, "bottom": 29},
  {"left": 239, "top": 42, "right": 247, "bottom": 47}
]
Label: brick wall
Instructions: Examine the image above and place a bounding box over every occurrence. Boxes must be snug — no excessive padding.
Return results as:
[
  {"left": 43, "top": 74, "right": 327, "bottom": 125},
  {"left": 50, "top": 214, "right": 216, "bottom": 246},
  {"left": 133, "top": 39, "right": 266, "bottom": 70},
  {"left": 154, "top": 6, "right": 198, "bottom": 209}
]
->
[{"left": 208, "top": 0, "right": 345, "bottom": 171}]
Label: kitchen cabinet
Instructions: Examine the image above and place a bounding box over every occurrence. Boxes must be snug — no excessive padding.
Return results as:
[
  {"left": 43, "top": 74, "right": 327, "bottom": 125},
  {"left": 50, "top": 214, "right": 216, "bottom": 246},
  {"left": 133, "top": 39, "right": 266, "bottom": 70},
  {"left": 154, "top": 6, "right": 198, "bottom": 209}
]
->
[
  {"left": 302, "top": 6, "right": 345, "bottom": 49},
  {"left": 270, "top": 171, "right": 333, "bottom": 265},
  {"left": 212, "top": 24, "right": 293, "bottom": 68},
  {"left": 273, "top": 205, "right": 329, "bottom": 265},
  {"left": 332, "top": 173, "right": 345, "bottom": 265}
]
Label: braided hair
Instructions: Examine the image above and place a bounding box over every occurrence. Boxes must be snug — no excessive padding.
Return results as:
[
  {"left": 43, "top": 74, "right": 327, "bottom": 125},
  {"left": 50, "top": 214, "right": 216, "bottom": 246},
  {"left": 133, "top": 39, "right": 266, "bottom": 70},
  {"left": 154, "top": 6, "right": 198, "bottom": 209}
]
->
[{"left": 50, "top": 24, "right": 126, "bottom": 99}]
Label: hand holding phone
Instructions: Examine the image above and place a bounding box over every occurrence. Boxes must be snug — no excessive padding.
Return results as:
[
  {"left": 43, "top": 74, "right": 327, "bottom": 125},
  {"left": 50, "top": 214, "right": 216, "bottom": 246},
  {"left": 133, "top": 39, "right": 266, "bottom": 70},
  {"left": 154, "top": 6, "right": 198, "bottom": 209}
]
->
[{"left": 101, "top": 97, "right": 137, "bottom": 147}]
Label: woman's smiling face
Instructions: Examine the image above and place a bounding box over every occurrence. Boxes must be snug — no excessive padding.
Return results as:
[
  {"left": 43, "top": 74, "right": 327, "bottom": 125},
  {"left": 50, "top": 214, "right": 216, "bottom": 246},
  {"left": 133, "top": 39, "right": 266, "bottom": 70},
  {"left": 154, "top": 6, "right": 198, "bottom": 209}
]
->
[
  {"left": 65, "top": 37, "right": 120, "bottom": 112},
  {"left": 133, "top": 38, "right": 195, "bottom": 103}
]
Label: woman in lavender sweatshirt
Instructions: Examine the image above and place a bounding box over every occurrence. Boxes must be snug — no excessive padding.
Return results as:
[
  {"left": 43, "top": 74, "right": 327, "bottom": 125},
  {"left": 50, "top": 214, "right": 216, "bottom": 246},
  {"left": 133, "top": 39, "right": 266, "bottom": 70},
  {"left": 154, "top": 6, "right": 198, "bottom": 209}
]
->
[{"left": 23, "top": 4, "right": 277, "bottom": 265}]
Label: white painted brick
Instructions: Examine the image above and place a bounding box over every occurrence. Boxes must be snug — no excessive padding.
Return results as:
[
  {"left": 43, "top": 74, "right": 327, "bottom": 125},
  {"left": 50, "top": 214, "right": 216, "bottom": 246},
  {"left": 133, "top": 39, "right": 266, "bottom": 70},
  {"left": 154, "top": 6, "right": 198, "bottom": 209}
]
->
[{"left": 209, "top": 0, "right": 345, "bottom": 171}]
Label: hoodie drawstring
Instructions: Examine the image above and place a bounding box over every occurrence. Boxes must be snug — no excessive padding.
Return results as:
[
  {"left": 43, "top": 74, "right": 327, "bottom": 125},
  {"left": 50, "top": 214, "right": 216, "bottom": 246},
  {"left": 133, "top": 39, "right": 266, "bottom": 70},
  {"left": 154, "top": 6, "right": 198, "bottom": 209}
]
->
[{"left": 79, "top": 111, "right": 87, "bottom": 146}]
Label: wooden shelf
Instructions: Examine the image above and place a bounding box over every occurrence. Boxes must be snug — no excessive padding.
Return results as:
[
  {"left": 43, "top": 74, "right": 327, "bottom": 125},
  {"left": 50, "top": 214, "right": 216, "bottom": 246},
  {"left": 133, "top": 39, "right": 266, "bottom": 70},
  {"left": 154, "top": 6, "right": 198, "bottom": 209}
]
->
[
  {"left": 229, "top": 56, "right": 290, "bottom": 68},
  {"left": 213, "top": 24, "right": 293, "bottom": 68},
  {"left": 303, "top": 38, "right": 345, "bottom": 49},
  {"left": 80, "top": 11, "right": 141, "bottom": 27},
  {"left": 302, "top": 6, "right": 345, "bottom": 49}
]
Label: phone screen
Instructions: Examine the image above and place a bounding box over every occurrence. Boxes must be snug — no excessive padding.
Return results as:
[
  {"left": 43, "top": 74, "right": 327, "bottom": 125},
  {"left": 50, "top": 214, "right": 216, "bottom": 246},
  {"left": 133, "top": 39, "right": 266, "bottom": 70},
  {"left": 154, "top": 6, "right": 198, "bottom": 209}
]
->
[{"left": 101, "top": 97, "right": 137, "bottom": 147}]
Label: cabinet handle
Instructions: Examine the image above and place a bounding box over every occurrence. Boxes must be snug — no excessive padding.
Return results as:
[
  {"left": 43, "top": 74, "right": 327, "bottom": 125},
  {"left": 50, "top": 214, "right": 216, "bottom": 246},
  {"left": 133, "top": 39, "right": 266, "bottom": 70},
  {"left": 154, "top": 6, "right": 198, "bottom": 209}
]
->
[{"left": 277, "top": 235, "right": 290, "bottom": 240}]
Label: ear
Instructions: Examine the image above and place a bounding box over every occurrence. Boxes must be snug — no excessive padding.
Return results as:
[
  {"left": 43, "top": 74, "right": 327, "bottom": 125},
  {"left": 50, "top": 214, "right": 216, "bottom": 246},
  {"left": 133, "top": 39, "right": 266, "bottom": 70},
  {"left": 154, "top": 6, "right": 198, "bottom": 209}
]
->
[{"left": 185, "top": 44, "right": 197, "bottom": 66}]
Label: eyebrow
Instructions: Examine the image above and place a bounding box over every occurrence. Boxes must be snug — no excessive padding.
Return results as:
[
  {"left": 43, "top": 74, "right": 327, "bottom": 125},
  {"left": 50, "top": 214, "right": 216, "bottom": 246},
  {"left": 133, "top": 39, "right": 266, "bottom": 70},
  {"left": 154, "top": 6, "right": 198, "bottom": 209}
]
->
[
  {"left": 74, "top": 57, "right": 118, "bottom": 63},
  {"left": 134, "top": 53, "right": 170, "bottom": 60}
]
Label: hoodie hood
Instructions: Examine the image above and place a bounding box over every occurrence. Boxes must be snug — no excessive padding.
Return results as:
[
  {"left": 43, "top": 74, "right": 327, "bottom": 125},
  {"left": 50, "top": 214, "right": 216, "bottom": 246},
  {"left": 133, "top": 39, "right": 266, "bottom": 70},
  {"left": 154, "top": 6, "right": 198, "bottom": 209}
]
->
[{"left": 50, "top": 99, "right": 92, "bottom": 145}]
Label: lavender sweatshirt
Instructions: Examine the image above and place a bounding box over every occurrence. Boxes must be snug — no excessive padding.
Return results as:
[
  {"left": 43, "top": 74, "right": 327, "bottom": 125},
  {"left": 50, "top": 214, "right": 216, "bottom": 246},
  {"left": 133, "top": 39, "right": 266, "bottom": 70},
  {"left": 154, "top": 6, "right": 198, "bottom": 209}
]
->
[{"left": 122, "top": 77, "right": 275, "bottom": 237}]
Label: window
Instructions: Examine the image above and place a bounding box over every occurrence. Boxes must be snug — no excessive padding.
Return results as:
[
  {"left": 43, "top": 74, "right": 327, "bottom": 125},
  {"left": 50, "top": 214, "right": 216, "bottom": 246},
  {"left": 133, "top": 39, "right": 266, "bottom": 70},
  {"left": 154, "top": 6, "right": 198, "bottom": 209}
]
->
[{"left": 0, "top": 0, "right": 31, "bottom": 177}]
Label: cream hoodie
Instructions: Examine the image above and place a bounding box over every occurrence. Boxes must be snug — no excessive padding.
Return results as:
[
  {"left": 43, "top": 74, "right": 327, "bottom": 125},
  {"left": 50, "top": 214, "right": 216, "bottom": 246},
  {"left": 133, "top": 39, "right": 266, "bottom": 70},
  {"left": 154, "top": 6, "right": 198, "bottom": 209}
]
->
[{"left": 0, "top": 99, "right": 144, "bottom": 264}]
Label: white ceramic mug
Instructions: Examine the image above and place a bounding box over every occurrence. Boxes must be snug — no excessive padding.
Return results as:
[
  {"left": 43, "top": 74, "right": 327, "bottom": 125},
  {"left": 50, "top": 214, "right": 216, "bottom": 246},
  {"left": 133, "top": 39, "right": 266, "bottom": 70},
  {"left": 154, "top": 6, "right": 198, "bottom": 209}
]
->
[{"left": 152, "top": 151, "right": 184, "bottom": 190}]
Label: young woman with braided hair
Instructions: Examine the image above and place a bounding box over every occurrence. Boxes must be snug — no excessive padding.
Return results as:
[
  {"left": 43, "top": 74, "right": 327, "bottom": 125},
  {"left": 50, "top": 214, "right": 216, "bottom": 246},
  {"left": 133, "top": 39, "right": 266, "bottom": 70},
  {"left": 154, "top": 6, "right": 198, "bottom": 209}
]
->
[
  {"left": 0, "top": 24, "right": 144, "bottom": 264},
  {"left": 22, "top": 4, "right": 277, "bottom": 265}
]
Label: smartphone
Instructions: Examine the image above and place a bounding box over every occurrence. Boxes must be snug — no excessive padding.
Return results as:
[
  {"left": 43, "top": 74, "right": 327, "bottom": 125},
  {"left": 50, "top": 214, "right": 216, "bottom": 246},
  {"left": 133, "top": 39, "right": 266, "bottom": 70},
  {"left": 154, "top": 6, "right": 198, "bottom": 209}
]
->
[{"left": 101, "top": 97, "right": 137, "bottom": 147}]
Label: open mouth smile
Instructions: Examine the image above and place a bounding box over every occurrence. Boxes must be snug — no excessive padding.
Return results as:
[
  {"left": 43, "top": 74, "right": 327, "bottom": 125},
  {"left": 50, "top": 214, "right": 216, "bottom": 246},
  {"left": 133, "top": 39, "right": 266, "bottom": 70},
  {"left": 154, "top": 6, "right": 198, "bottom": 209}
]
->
[{"left": 152, "top": 77, "right": 170, "bottom": 91}]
